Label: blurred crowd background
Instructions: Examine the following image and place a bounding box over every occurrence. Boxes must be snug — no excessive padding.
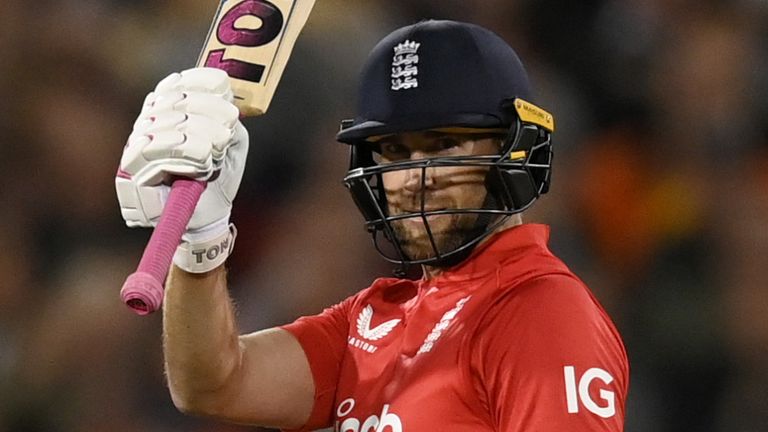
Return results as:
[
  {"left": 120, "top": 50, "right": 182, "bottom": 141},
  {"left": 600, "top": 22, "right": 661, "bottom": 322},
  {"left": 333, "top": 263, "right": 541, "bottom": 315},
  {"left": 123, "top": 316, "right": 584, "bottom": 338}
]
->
[{"left": 1, "top": 0, "right": 766, "bottom": 431}]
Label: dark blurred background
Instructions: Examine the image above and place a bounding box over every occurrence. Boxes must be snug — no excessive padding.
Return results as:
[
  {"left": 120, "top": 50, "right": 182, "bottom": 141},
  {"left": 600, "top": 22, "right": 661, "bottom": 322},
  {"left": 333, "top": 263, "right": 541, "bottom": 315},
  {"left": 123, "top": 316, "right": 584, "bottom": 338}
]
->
[{"left": 1, "top": 0, "right": 767, "bottom": 431}]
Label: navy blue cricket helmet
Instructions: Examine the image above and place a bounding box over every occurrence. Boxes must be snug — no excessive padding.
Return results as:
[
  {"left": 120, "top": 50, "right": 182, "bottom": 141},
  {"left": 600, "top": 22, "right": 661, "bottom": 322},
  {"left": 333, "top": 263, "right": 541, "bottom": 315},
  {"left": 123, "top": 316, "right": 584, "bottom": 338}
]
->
[{"left": 338, "top": 20, "right": 555, "bottom": 274}]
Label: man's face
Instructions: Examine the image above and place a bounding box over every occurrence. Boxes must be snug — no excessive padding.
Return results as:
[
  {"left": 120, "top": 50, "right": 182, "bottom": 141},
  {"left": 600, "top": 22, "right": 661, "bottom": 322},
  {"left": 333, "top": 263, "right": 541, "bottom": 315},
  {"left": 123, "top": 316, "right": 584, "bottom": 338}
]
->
[{"left": 376, "top": 130, "right": 502, "bottom": 260}]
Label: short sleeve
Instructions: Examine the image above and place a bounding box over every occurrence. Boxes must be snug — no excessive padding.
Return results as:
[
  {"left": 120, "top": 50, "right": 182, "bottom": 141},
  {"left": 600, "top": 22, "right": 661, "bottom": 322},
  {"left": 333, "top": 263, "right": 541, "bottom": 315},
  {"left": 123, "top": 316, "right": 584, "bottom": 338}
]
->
[
  {"left": 469, "top": 274, "right": 629, "bottom": 432},
  {"left": 281, "top": 296, "right": 355, "bottom": 431}
]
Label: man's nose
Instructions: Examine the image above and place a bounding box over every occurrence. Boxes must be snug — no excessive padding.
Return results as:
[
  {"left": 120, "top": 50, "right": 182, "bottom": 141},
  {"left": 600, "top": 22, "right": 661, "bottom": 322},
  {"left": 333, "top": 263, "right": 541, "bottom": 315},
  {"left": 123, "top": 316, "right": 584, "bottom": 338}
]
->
[{"left": 403, "top": 155, "right": 436, "bottom": 193}]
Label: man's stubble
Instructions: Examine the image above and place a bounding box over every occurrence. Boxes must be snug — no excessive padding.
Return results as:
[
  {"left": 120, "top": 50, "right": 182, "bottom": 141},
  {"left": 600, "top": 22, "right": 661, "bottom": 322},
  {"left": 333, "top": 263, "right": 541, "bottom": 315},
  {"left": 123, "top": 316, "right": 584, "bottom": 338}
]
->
[{"left": 390, "top": 212, "right": 481, "bottom": 261}]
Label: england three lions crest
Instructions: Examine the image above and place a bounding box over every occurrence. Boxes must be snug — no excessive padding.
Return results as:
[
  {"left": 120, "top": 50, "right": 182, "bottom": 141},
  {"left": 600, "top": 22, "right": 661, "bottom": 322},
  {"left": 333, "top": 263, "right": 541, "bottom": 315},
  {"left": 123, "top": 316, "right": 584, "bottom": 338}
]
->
[{"left": 391, "top": 40, "right": 420, "bottom": 91}]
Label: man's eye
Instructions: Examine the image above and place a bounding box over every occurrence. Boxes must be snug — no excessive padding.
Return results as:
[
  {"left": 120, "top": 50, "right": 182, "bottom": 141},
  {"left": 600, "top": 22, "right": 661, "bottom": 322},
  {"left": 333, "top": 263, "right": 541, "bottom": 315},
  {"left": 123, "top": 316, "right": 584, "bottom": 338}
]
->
[
  {"left": 436, "top": 138, "right": 461, "bottom": 150},
  {"left": 383, "top": 143, "right": 409, "bottom": 155}
]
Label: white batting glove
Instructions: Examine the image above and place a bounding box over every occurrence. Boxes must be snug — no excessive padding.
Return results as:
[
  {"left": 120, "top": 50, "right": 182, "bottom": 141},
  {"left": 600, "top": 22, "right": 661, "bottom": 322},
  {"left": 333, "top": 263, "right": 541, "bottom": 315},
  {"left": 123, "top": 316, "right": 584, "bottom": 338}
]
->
[{"left": 116, "top": 68, "right": 248, "bottom": 273}]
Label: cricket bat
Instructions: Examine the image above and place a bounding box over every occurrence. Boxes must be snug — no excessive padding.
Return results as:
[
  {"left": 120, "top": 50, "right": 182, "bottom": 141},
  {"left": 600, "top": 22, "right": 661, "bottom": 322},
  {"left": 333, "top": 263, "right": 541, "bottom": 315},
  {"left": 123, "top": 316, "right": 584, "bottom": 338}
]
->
[{"left": 120, "top": 0, "right": 315, "bottom": 315}]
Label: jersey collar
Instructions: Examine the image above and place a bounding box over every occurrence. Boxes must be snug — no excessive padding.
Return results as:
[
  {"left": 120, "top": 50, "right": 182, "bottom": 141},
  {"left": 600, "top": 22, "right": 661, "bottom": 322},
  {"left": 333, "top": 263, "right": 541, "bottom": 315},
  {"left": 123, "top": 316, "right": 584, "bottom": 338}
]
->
[{"left": 423, "top": 223, "right": 552, "bottom": 283}]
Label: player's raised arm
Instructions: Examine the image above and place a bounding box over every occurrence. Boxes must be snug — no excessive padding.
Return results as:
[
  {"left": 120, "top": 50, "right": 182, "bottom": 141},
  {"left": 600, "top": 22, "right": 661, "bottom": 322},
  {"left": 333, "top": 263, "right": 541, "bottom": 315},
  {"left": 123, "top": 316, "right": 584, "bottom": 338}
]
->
[
  {"left": 115, "top": 69, "right": 314, "bottom": 428},
  {"left": 163, "top": 267, "right": 314, "bottom": 428}
]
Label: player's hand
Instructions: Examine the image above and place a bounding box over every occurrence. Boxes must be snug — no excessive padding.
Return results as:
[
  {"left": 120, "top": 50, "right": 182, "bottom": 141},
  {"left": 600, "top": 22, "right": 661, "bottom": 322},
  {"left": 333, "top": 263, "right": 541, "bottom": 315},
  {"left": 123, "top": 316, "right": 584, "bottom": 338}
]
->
[{"left": 116, "top": 68, "right": 248, "bottom": 272}]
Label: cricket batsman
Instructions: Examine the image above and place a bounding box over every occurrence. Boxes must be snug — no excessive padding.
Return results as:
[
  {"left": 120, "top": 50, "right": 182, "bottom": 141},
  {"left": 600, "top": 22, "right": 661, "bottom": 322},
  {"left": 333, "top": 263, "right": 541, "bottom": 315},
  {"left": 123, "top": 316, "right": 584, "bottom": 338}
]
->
[{"left": 117, "top": 20, "right": 629, "bottom": 431}]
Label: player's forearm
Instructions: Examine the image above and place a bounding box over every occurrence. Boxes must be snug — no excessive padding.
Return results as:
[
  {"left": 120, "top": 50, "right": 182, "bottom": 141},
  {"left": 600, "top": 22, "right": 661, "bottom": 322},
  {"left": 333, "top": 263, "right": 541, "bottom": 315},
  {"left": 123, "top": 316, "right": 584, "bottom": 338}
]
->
[{"left": 163, "top": 264, "right": 242, "bottom": 414}]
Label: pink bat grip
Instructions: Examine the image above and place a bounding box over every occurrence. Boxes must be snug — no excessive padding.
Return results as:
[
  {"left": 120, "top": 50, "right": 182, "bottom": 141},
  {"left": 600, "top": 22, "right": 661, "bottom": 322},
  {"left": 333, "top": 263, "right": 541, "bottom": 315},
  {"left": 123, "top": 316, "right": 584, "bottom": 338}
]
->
[{"left": 121, "top": 179, "right": 206, "bottom": 315}]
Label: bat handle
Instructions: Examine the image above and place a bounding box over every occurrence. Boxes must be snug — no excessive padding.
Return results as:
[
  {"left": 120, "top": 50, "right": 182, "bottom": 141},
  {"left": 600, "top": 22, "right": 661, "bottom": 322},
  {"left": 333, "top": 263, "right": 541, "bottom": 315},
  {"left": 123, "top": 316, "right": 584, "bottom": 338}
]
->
[{"left": 121, "top": 179, "right": 206, "bottom": 315}]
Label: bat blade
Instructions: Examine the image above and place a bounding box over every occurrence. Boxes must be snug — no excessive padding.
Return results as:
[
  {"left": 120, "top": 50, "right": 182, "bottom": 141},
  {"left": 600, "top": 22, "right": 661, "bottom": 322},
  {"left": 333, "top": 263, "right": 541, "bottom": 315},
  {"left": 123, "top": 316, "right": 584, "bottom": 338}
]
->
[{"left": 198, "top": 0, "right": 316, "bottom": 116}]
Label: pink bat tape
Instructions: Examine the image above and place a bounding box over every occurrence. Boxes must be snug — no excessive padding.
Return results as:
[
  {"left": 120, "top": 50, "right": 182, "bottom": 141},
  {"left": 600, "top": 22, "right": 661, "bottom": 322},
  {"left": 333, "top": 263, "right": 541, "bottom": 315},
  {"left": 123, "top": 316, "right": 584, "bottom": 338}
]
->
[{"left": 121, "top": 179, "right": 206, "bottom": 315}]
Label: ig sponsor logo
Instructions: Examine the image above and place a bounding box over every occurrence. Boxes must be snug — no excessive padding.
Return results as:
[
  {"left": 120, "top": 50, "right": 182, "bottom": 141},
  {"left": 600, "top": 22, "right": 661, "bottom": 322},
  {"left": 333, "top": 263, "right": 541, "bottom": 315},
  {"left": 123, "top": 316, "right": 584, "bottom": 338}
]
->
[
  {"left": 335, "top": 398, "right": 402, "bottom": 432},
  {"left": 563, "top": 366, "right": 616, "bottom": 418}
]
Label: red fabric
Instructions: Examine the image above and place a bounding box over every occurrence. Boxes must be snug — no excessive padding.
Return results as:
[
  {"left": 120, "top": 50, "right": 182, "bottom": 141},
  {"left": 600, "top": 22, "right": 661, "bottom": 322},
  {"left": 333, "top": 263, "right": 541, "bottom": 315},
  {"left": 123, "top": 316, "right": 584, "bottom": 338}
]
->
[
  {"left": 282, "top": 224, "right": 629, "bottom": 431},
  {"left": 469, "top": 275, "right": 629, "bottom": 431},
  {"left": 281, "top": 298, "right": 354, "bottom": 431}
]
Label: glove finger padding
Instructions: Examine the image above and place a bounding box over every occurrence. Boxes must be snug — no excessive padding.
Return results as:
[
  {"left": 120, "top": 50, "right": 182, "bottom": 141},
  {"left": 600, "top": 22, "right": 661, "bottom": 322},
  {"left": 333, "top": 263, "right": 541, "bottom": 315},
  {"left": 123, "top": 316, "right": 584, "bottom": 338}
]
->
[
  {"left": 175, "top": 93, "right": 239, "bottom": 128},
  {"left": 121, "top": 130, "right": 213, "bottom": 186},
  {"left": 188, "top": 122, "right": 248, "bottom": 229},
  {"left": 132, "top": 110, "right": 186, "bottom": 136},
  {"left": 128, "top": 109, "right": 232, "bottom": 168},
  {"left": 155, "top": 68, "right": 232, "bottom": 98},
  {"left": 183, "top": 113, "right": 235, "bottom": 162},
  {"left": 138, "top": 92, "right": 238, "bottom": 128}
]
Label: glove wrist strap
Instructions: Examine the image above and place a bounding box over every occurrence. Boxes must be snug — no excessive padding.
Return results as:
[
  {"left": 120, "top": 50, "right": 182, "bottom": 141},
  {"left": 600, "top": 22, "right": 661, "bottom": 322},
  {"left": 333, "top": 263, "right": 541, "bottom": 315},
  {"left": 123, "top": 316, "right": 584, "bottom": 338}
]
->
[{"left": 173, "top": 222, "right": 237, "bottom": 273}]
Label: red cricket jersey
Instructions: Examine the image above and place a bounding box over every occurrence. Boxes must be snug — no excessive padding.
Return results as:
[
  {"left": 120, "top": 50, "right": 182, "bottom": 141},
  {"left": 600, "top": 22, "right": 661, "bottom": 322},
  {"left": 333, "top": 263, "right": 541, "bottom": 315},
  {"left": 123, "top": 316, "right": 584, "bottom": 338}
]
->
[{"left": 282, "top": 224, "right": 629, "bottom": 431}]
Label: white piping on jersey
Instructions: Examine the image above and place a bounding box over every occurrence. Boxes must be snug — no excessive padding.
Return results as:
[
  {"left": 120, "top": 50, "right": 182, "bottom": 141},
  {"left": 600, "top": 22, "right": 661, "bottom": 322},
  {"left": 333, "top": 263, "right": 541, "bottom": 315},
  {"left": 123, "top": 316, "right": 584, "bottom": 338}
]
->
[{"left": 417, "top": 295, "right": 472, "bottom": 354}]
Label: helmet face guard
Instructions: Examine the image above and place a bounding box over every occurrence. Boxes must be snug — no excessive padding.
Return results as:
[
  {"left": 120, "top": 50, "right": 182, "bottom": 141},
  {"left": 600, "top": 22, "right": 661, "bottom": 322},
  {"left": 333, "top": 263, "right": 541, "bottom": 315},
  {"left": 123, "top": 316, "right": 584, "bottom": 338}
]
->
[{"left": 342, "top": 98, "right": 554, "bottom": 274}]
